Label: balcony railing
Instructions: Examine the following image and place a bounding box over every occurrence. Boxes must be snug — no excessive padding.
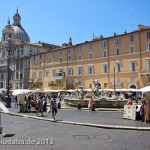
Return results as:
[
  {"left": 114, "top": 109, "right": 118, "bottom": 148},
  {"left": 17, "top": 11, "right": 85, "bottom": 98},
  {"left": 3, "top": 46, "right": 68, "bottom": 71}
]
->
[
  {"left": 53, "top": 72, "right": 64, "bottom": 79},
  {"left": 139, "top": 70, "right": 150, "bottom": 74},
  {"left": 49, "top": 82, "right": 63, "bottom": 86}
]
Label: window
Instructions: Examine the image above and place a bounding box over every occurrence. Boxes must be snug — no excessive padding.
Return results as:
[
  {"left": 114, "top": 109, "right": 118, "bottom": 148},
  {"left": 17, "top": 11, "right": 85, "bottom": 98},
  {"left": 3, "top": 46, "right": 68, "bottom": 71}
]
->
[
  {"left": 130, "top": 45, "right": 135, "bottom": 53},
  {"left": 20, "top": 62, "right": 23, "bottom": 70},
  {"left": 32, "top": 72, "right": 36, "bottom": 78},
  {"left": 60, "top": 50, "right": 62, "bottom": 55},
  {"left": 116, "top": 37, "right": 121, "bottom": 45},
  {"left": 17, "top": 49, "right": 20, "bottom": 58},
  {"left": 78, "top": 45, "right": 82, "bottom": 52},
  {"left": 30, "top": 49, "right": 32, "bottom": 55},
  {"left": 52, "top": 51, "right": 54, "bottom": 64},
  {"left": 45, "top": 58, "right": 48, "bottom": 65},
  {"left": 88, "top": 66, "right": 94, "bottom": 74},
  {"left": 68, "top": 55, "right": 72, "bottom": 62},
  {"left": 130, "top": 35, "right": 134, "bottom": 42},
  {"left": 45, "top": 70, "right": 49, "bottom": 77},
  {"left": 78, "top": 53, "right": 82, "bottom": 60},
  {"left": 102, "top": 64, "right": 108, "bottom": 73},
  {"left": 33, "top": 55, "right": 36, "bottom": 60},
  {"left": 73, "top": 47, "right": 76, "bottom": 52},
  {"left": 20, "top": 82, "right": 23, "bottom": 89},
  {"left": 116, "top": 47, "right": 120, "bottom": 55},
  {"left": 147, "top": 59, "right": 150, "bottom": 70},
  {"left": 116, "top": 63, "right": 121, "bottom": 72},
  {"left": 52, "top": 69, "right": 56, "bottom": 77},
  {"left": 67, "top": 67, "right": 73, "bottom": 75},
  {"left": 103, "top": 50, "right": 107, "bottom": 57},
  {"left": 130, "top": 77, "right": 135, "bottom": 84},
  {"left": 78, "top": 79, "right": 83, "bottom": 85},
  {"left": 16, "top": 63, "right": 19, "bottom": 70},
  {"left": 39, "top": 54, "right": 42, "bottom": 59},
  {"left": 68, "top": 48, "right": 71, "bottom": 53},
  {"left": 21, "top": 49, "right": 23, "bottom": 56},
  {"left": 147, "top": 32, "right": 150, "bottom": 39},
  {"left": 20, "top": 73, "right": 23, "bottom": 79},
  {"left": 89, "top": 43, "right": 92, "bottom": 49},
  {"left": 52, "top": 57, "right": 54, "bottom": 64},
  {"left": 16, "top": 72, "right": 19, "bottom": 79},
  {"left": 39, "top": 71, "right": 42, "bottom": 78},
  {"left": 102, "top": 40, "right": 107, "bottom": 48},
  {"left": 116, "top": 78, "right": 121, "bottom": 85},
  {"left": 89, "top": 52, "right": 93, "bottom": 59},
  {"left": 130, "top": 61, "right": 136, "bottom": 71},
  {"left": 146, "top": 43, "right": 150, "bottom": 51},
  {"left": 39, "top": 61, "right": 42, "bottom": 66},
  {"left": 59, "top": 57, "right": 62, "bottom": 64},
  {"left": 78, "top": 66, "right": 83, "bottom": 75},
  {"left": 32, "top": 62, "right": 36, "bottom": 67}
]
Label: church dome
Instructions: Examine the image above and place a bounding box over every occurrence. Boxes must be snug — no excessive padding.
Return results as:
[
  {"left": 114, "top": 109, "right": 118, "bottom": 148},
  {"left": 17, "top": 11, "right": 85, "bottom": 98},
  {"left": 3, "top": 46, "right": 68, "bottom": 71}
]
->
[
  {"left": 12, "top": 9, "right": 30, "bottom": 42},
  {"left": 12, "top": 25, "right": 30, "bottom": 42}
]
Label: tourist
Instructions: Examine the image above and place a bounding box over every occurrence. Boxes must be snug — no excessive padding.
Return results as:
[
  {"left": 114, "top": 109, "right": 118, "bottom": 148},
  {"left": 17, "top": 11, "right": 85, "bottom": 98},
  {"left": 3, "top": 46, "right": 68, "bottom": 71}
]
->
[
  {"left": 88, "top": 96, "right": 94, "bottom": 112},
  {"left": 36, "top": 96, "right": 44, "bottom": 117},
  {"left": 140, "top": 100, "right": 145, "bottom": 122},
  {"left": 14, "top": 95, "right": 18, "bottom": 108},
  {"left": 126, "top": 97, "right": 133, "bottom": 105},
  {"left": 50, "top": 95, "right": 58, "bottom": 121}
]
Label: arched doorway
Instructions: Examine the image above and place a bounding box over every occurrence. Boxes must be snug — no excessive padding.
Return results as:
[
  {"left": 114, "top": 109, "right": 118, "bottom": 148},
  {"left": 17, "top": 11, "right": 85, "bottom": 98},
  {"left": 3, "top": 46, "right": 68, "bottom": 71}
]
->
[
  {"left": 130, "top": 85, "right": 136, "bottom": 89},
  {"left": 129, "top": 84, "right": 137, "bottom": 97}
]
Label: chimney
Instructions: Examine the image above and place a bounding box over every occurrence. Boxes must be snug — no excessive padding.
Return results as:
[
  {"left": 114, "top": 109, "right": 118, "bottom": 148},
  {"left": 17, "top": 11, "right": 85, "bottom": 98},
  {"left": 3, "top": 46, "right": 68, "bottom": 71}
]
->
[{"left": 68, "top": 37, "right": 72, "bottom": 46}]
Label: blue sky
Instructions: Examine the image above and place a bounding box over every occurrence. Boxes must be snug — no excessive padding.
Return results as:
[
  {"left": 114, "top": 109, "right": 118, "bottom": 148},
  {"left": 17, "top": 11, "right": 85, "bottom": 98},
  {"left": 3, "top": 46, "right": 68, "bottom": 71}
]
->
[{"left": 0, "top": 0, "right": 150, "bottom": 46}]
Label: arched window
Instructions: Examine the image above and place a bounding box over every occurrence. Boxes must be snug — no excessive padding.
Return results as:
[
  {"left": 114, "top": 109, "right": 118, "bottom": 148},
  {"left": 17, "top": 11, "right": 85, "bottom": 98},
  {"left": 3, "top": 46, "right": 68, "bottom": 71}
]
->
[{"left": 130, "top": 85, "right": 136, "bottom": 89}]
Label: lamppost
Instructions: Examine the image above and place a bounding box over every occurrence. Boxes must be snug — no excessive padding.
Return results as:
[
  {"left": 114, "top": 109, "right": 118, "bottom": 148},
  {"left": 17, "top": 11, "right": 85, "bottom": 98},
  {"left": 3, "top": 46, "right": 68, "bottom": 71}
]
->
[{"left": 6, "top": 35, "right": 11, "bottom": 108}]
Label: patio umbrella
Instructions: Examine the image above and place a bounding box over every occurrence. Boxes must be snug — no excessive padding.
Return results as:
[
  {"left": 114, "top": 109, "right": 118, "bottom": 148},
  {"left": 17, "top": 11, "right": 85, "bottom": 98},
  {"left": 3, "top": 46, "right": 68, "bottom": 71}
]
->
[
  {"left": 139, "top": 86, "right": 150, "bottom": 92},
  {"left": 11, "top": 89, "right": 31, "bottom": 96}
]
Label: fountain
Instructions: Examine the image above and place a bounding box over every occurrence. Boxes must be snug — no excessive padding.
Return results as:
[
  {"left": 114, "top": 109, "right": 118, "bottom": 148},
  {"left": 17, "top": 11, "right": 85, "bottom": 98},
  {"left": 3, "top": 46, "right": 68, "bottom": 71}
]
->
[{"left": 64, "top": 79, "right": 128, "bottom": 108}]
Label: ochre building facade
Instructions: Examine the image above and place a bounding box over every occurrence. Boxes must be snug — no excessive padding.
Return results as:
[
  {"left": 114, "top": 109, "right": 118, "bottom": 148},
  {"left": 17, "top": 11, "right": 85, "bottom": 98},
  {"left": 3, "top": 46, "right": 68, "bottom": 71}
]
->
[{"left": 29, "top": 25, "right": 150, "bottom": 90}]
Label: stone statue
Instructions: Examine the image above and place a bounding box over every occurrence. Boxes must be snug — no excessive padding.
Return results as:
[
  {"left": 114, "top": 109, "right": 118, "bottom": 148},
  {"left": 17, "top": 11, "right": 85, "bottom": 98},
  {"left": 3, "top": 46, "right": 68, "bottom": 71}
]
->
[{"left": 93, "top": 79, "right": 101, "bottom": 97}]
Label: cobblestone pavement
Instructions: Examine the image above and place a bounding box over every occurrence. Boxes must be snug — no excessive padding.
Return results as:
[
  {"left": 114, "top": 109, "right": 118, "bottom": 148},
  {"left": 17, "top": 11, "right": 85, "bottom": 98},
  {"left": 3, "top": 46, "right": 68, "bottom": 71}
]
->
[{"left": 7, "top": 103, "right": 150, "bottom": 128}]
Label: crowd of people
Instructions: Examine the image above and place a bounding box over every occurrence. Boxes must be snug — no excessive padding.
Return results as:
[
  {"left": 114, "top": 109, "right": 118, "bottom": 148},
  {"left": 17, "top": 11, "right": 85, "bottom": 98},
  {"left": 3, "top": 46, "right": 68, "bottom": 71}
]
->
[
  {"left": 126, "top": 95, "right": 148, "bottom": 122},
  {"left": 19, "top": 92, "right": 62, "bottom": 121}
]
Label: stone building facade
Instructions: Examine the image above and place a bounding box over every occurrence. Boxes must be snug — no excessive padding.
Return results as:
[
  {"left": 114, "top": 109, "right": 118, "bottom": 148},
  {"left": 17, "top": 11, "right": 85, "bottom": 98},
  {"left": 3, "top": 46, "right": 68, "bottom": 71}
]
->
[{"left": 0, "top": 9, "right": 58, "bottom": 90}]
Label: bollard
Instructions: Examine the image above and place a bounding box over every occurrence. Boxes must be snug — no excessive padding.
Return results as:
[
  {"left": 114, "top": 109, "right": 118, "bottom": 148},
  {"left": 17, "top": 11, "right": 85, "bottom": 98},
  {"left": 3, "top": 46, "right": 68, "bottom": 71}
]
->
[{"left": 77, "top": 102, "right": 81, "bottom": 110}]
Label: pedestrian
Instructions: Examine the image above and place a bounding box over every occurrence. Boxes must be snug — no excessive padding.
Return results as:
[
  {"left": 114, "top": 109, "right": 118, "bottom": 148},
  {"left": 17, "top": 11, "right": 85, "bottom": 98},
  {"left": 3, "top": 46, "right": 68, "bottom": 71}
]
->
[
  {"left": 15, "top": 95, "right": 18, "bottom": 108},
  {"left": 126, "top": 97, "right": 133, "bottom": 105},
  {"left": 0, "top": 94, "right": 1, "bottom": 101},
  {"left": 36, "top": 96, "right": 44, "bottom": 117},
  {"left": 140, "top": 100, "right": 145, "bottom": 122},
  {"left": 50, "top": 95, "right": 57, "bottom": 121},
  {"left": 88, "top": 96, "right": 94, "bottom": 112}
]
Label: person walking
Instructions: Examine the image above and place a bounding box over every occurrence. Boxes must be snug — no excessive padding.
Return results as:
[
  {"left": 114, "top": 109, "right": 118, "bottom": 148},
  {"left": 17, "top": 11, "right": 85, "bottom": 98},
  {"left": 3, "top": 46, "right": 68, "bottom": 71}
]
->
[
  {"left": 36, "top": 96, "right": 44, "bottom": 117},
  {"left": 88, "top": 96, "right": 94, "bottom": 112},
  {"left": 140, "top": 100, "right": 145, "bottom": 122},
  {"left": 50, "top": 95, "right": 58, "bottom": 121}
]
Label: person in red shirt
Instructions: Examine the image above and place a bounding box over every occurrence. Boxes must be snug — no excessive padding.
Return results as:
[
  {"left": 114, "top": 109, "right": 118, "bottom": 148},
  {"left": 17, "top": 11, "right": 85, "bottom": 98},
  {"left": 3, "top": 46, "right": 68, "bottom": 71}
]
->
[
  {"left": 88, "top": 96, "right": 94, "bottom": 112},
  {"left": 126, "top": 97, "right": 133, "bottom": 105}
]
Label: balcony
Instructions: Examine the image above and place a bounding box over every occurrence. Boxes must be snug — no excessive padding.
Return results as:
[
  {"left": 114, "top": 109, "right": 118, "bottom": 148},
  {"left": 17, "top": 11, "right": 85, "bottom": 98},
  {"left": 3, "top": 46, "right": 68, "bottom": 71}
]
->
[
  {"left": 53, "top": 72, "right": 64, "bottom": 79},
  {"left": 49, "top": 81, "right": 63, "bottom": 86},
  {"left": 139, "top": 70, "right": 150, "bottom": 75}
]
